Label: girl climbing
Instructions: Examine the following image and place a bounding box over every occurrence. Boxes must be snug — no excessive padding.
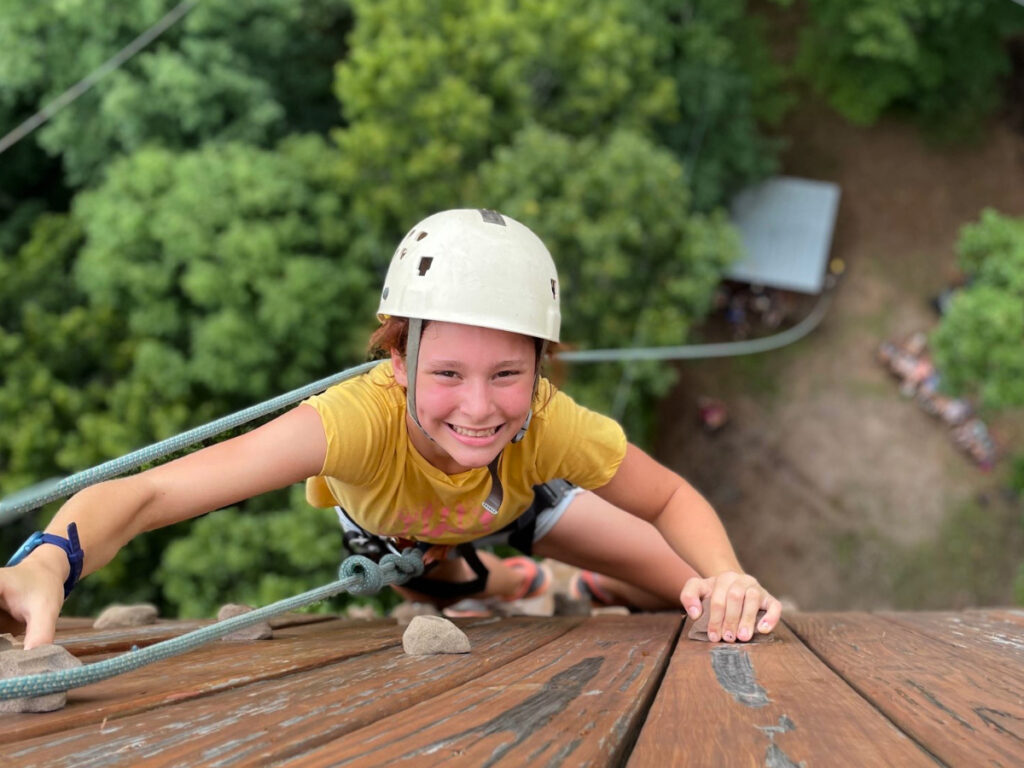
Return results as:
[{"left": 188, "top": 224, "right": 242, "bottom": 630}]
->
[{"left": 1, "top": 209, "right": 781, "bottom": 647}]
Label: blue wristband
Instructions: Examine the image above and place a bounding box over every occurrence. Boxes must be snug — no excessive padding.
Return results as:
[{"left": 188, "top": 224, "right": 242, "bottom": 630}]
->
[{"left": 5, "top": 523, "right": 84, "bottom": 599}]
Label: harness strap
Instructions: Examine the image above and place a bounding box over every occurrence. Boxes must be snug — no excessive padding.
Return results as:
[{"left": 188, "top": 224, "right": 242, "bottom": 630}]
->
[{"left": 401, "top": 543, "right": 490, "bottom": 600}]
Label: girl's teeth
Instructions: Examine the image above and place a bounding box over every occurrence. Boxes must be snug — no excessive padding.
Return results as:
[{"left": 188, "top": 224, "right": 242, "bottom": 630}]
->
[{"left": 451, "top": 425, "right": 497, "bottom": 437}]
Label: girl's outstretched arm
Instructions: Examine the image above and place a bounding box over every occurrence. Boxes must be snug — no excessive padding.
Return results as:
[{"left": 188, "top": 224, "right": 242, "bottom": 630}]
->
[
  {"left": 0, "top": 404, "right": 328, "bottom": 649},
  {"left": 593, "top": 443, "right": 782, "bottom": 643}
]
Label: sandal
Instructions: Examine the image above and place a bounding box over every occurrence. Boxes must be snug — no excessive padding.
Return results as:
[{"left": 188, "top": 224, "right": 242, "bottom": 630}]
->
[
  {"left": 502, "top": 556, "right": 552, "bottom": 602},
  {"left": 569, "top": 570, "right": 616, "bottom": 607}
]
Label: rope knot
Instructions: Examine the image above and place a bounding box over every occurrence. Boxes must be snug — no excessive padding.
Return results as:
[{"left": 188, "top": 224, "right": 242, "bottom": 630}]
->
[
  {"left": 338, "top": 555, "right": 384, "bottom": 595},
  {"left": 379, "top": 549, "right": 425, "bottom": 584}
]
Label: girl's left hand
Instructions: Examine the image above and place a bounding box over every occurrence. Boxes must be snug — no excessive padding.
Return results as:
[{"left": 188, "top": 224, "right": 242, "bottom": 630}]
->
[{"left": 680, "top": 572, "right": 782, "bottom": 643}]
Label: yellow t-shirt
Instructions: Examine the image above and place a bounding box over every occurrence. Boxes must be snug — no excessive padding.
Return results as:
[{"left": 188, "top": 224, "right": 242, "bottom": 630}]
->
[{"left": 303, "top": 361, "right": 626, "bottom": 545}]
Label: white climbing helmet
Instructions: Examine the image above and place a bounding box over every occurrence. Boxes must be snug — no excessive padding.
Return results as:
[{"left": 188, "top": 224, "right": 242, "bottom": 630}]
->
[{"left": 378, "top": 208, "right": 560, "bottom": 343}]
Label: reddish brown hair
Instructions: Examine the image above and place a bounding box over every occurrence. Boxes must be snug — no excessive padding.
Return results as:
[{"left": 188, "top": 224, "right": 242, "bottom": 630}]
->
[{"left": 367, "top": 316, "right": 565, "bottom": 406}]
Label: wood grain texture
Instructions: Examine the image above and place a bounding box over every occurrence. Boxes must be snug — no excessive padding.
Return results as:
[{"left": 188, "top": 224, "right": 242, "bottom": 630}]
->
[
  {"left": 878, "top": 610, "right": 1024, "bottom": 666},
  {"left": 3, "top": 617, "right": 583, "bottom": 768},
  {"left": 52, "top": 613, "right": 335, "bottom": 656},
  {"left": 272, "top": 613, "right": 682, "bottom": 768},
  {"left": 0, "top": 618, "right": 404, "bottom": 746},
  {"left": 628, "top": 619, "right": 935, "bottom": 768},
  {"left": 788, "top": 612, "right": 1024, "bottom": 768}
]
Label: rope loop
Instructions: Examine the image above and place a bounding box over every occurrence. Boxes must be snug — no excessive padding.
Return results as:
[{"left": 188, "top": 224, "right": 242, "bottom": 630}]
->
[{"left": 338, "top": 555, "right": 384, "bottom": 595}]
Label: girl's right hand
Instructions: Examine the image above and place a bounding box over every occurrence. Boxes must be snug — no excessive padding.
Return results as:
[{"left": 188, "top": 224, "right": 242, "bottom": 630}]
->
[{"left": 0, "top": 560, "right": 64, "bottom": 649}]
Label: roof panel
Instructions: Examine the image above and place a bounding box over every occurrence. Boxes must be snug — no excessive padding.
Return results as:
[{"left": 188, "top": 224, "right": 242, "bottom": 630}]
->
[{"left": 727, "top": 176, "right": 841, "bottom": 294}]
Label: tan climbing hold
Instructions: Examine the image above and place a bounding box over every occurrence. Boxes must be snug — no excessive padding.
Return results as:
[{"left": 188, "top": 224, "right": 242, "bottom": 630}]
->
[
  {"left": 345, "top": 604, "right": 377, "bottom": 621},
  {"left": 0, "top": 644, "right": 82, "bottom": 713},
  {"left": 402, "top": 615, "right": 471, "bottom": 655},
  {"left": 93, "top": 603, "right": 159, "bottom": 629},
  {"left": 217, "top": 604, "right": 272, "bottom": 641}
]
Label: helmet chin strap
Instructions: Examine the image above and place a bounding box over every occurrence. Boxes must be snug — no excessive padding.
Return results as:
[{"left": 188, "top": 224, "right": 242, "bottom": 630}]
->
[{"left": 403, "top": 319, "right": 544, "bottom": 516}]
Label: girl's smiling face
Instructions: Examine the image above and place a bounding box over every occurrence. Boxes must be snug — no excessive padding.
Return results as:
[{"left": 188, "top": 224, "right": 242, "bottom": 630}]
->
[{"left": 392, "top": 321, "right": 536, "bottom": 474}]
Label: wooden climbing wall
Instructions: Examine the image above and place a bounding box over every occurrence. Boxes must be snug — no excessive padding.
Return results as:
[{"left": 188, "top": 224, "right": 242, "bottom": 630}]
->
[{"left": 1, "top": 608, "right": 1022, "bottom": 766}]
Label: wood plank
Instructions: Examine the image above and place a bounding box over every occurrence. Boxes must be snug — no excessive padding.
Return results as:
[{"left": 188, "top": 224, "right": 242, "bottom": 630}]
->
[
  {"left": 3, "top": 617, "right": 584, "bottom": 768},
  {"left": 973, "top": 608, "right": 1024, "bottom": 630},
  {"left": 788, "top": 611, "right": 1024, "bottom": 768},
  {"left": 52, "top": 612, "right": 336, "bottom": 656},
  {"left": 628, "top": 619, "right": 935, "bottom": 767},
  {"left": 54, "top": 617, "right": 97, "bottom": 631},
  {"left": 0, "top": 618, "right": 403, "bottom": 745},
  {"left": 269, "top": 613, "right": 682, "bottom": 767},
  {"left": 879, "top": 610, "right": 1024, "bottom": 666}
]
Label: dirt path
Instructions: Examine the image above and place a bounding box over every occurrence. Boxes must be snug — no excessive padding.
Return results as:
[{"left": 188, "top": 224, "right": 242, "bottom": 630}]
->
[{"left": 655, "top": 100, "right": 1024, "bottom": 610}]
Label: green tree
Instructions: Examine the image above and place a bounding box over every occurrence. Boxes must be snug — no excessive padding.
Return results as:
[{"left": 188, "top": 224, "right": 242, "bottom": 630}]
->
[
  {"left": 931, "top": 209, "right": 1024, "bottom": 409},
  {"left": 157, "top": 487, "right": 360, "bottom": 617},
  {"left": 0, "top": 0, "right": 353, "bottom": 187},
  {"left": 795, "top": 0, "right": 1024, "bottom": 139},
  {"left": 70, "top": 137, "right": 382, "bottom": 457},
  {"left": 333, "top": 0, "right": 677, "bottom": 234},
  {"left": 634, "top": 0, "right": 790, "bottom": 210},
  {"left": 1, "top": 137, "right": 386, "bottom": 616},
  {"left": 473, "top": 125, "right": 740, "bottom": 436}
]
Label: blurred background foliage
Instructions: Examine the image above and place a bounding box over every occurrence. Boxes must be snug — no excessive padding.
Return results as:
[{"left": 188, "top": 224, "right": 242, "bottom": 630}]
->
[{"left": 1, "top": 0, "right": 1022, "bottom": 617}]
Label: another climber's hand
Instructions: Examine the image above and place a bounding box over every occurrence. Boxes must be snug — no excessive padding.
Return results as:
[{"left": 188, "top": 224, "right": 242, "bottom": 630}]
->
[{"left": 680, "top": 571, "right": 781, "bottom": 643}]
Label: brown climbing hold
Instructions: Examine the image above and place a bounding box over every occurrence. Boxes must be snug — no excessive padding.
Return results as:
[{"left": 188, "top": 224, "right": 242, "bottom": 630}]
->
[
  {"left": 0, "top": 644, "right": 82, "bottom": 713},
  {"left": 217, "top": 604, "right": 272, "bottom": 641},
  {"left": 402, "top": 615, "right": 471, "bottom": 655},
  {"left": 93, "top": 603, "right": 159, "bottom": 629},
  {"left": 687, "top": 597, "right": 767, "bottom": 642}
]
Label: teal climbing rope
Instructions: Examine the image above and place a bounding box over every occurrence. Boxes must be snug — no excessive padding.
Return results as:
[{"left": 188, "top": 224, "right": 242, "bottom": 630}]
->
[
  {"left": 0, "top": 550, "right": 424, "bottom": 701},
  {"left": 0, "top": 361, "right": 383, "bottom": 525}
]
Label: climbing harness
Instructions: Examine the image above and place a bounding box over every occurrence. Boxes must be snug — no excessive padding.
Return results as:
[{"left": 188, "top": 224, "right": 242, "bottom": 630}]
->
[
  {"left": 0, "top": 549, "right": 424, "bottom": 702},
  {"left": 336, "top": 479, "right": 574, "bottom": 601}
]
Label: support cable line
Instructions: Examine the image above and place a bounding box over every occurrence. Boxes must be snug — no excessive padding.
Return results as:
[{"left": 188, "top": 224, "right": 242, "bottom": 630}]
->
[
  {"left": 559, "top": 288, "right": 833, "bottom": 364},
  {"left": 0, "top": 0, "right": 198, "bottom": 157}
]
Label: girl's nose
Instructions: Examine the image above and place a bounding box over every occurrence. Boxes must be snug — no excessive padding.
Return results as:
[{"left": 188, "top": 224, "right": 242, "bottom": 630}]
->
[{"left": 461, "top": 379, "right": 495, "bottom": 421}]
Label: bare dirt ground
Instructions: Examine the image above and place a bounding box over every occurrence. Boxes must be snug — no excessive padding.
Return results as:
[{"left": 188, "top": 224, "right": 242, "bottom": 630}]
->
[{"left": 655, "top": 100, "right": 1024, "bottom": 611}]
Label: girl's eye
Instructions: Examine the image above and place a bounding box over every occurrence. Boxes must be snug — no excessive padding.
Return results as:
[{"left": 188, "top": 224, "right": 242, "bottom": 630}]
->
[
  {"left": 433, "top": 370, "right": 458, "bottom": 378},
  {"left": 495, "top": 369, "right": 522, "bottom": 379}
]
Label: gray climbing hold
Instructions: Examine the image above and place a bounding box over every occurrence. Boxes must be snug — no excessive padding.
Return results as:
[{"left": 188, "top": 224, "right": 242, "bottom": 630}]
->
[
  {"left": 402, "top": 615, "right": 471, "bottom": 655},
  {"left": 93, "top": 603, "right": 159, "bottom": 629},
  {"left": 0, "top": 644, "right": 82, "bottom": 713},
  {"left": 0, "top": 634, "right": 21, "bottom": 651},
  {"left": 217, "top": 604, "right": 272, "bottom": 641},
  {"left": 553, "top": 593, "right": 592, "bottom": 617},
  {"left": 390, "top": 601, "right": 442, "bottom": 626}
]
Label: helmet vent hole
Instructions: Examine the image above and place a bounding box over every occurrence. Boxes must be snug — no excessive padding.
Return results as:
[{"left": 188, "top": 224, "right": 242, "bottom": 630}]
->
[
  {"left": 399, "top": 248, "right": 407, "bottom": 260},
  {"left": 416, "top": 231, "right": 429, "bottom": 241},
  {"left": 382, "top": 287, "right": 389, "bottom": 300},
  {"left": 417, "top": 256, "right": 433, "bottom": 276},
  {"left": 551, "top": 279, "right": 557, "bottom": 300}
]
